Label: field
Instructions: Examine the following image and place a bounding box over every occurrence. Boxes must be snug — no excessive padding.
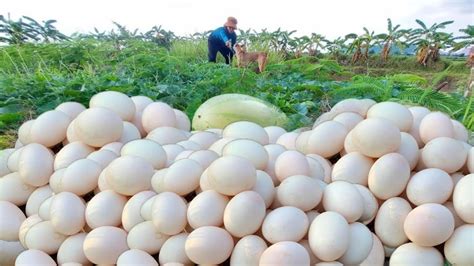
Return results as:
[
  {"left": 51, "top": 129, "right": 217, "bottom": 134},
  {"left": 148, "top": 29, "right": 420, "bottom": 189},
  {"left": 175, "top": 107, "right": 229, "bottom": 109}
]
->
[{"left": 0, "top": 36, "right": 472, "bottom": 148}]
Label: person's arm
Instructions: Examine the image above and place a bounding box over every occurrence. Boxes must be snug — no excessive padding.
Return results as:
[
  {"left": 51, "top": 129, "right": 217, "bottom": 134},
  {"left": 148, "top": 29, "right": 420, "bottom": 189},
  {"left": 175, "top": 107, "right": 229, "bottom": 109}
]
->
[{"left": 217, "top": 28, "right": 230, "bottom": 44}]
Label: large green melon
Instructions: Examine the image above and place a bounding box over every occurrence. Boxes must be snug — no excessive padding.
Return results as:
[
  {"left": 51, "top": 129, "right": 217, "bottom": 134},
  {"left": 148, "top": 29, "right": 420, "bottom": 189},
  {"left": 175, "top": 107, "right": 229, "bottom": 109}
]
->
[{"left": 192, "top": 94, "right": 288, "bottom": 130}]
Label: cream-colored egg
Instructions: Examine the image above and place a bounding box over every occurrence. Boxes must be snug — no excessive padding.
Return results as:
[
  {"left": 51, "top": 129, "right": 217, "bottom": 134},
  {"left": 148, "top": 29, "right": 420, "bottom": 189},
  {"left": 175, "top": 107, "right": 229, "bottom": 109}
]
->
[
  {"left": 368, "top": 153, "right": 410, "bottom": 199},
  {"left": 140, "top": 195, "right": 158, "bottom": 221},
  {"left": 174, "top": 109, "right": 191, "bottom": 131},
  {"left": 262, "top": 206, "right": 309, "bottom": 243},
  {"left": 100, "top": 141, "right": 123, "bottom": 155},
  {"left": 30, "top": 110, "right": 71, "bottom": 147},
  {"left": 355, "top": 184, "right": 379, "bottom": 224},
  {"left": 152, "top": 192, "right": 187, "bottom": 235},
  {"left": 87, "top": 149, "right": 117, "bottom": 168},
  {"left": 264, "top": 144, "right": 287, "bottom": 185},
  {"left": 187, "top": 132, "right": 218, "bottom": 149},
  {"left": 18, "top": 119, "right": 34, "bottom": 145},
  {"left": 122, "top": 190, "right": 156, "bottom": 232},
  {"left": 176, "top": 140, "right": 201, "bottom": 151},
  {"left": 18, "top": 143, "right": 54, "bottom": 187},
  {"left": 222, "top": 139, "right": 269, "bottom": 170},
  {"left": 25, "top": 185, "right": 53, "bottom": 216},
  {"left": 396, "top": 132, "right": 420, "bottom": 170},
  {"left": 419, "top": 111, "right": 454, "bottom": 144},
  {"left": 54, "top": 141, "right": 95, "bottom": 170},
  {"left": 277, "top": 175, "right": 322, "bottom": 211},
  {"left": 230, "top": 235, "right": 267, "bottom": 265},
  {"left": 50, "top": 192, "right": 86, "bottom": 235},
  {"left": 0, "top": 148, "right": 14, "bottom": 176},
  {"left": 294, "top": 130, "right": 311, "bottom": 154},
  {"left": 7, "top": 147, "right": 23, "bottom": 172},
  {"left": 223, "top": 121, "right": 269, "bottom": 145},
  {"left": 66, "top": 119, "right": 80, "bottom": 143},
  {"left": 142, "top": 102, "right": 177, "bottom": 133},
  {"left": 187, "top": 190, "right": 229, "bottom": 229},
  {"left": 259, "top": 241, "right": 310, "bottom": 265},
  {"left": 83, "top": 226, "right": 129, "bottom": 265},
  {"left": 360, "top": 233, "right": 384, "bottom": 266},
  {"left": 467, "top": 147, "right": 473, "bottom": 173},
  {"left": 307, "top": 121, "right": 348, "bottom": 157},
  {"left": 390, "top": 243, "right": 443, "bottom": 265},
  {"left": 352, "top": 118, "right": 401, "bottom": 158},
  {"left": 185, "top": 226, "right": 234, "bottom": 264},
  {"left": 117, "top": 249, "right": 158, "bottom": 266},
  {"left": 127, "top": 221, "right": 169, "bottom": 254},
  {"left": 207, "top": 155, "right": 256, "bottom": 196},
  {"left": 0, "top": 172, "right": 35, "bottom": 205},
  {"left": 276, "top": 132, "right": 298, "bottom": 150},
  {"left": 61, "top": 159, "right": 102, "bottom": 195},
  {"left": 452, "top": 119, "right": 469, "bottom": 142},
  {"left": 24, "top": 221, "right": 67, "bottom": 254},
  {"left": 56, "top": 101, "right": 86, "bottom": 119},
  {"left": 265, "top": 126, "right": 287, "bottom": 144},
  {"left": 150, "top": 168, "right": 167, "bottom": 193},
  {"left": 339, "top": 222, "right": 373, "bottom": 265},
  {"left": 252, "top": 170, "right": 275, "bottom": 208},
  {"left": 333, "top": 112, "right": 364, "bottom": 131},
  {"left": 15, "top": 249, "right": 56, "bottom": 265},
  {"left": 86, "top": 190, "right": 128, "bottom": 228},
  {"left": 0, "top": 201, "right": 26, "bottom": 241},
  {"left": 74, "top": 107, "right": 123, "bottom": 147},
  {"left": 367, "top": 101, "right": 413, "bottom": 132},
  {"left": 224, "top": 191, "right": 266, "bottom": 237},
  {"left": 146, "top": 126, "right": 188, "bottom": 145},
  {"left": 0, "top": 240, "right": 25, "bottom": 266},
  {"left": 275, "top": 150, "right": 310, "bottom": 182},
  {"left": 323, "top": 181, "right": 364, "bottom": 222},
  {"left": 453, "top": 174, "right": 474, "bottom": 223},
  {"left": 307, "top": 154, "right": 332, "bottom": 183},
  {"left": 306, "top": 156, "right": 325, "bottom": 181},
  {"left": 162, "top": 144, "right": 185, "bottom": 166},
  {"left": 374, "top": 197, "right": 411, "bottom": 247},
  {"left": 163, "top": 159, "right": 203, "bottom": 195},
  {"left": 331, "top": 152, "right": 373, "bottom": 185},
  {"left": 422, "top": 137, "right": 467, "bottom": 173},
  {"left": 38, "top": 197, "right": 53, "bottom": 220},
  {"left": 444, "top": 224, "right": 474, "bottom": 265},
  {"left": 57, "top": 233, "right": 91, "bottom": 265},
  {"left": 106, "top": 156, "right": 154, "bottom": 195},
  {"left": 131, "top": 95, "right": 153, "bottom": 112},
  {"left": 404, "top": 203, "right": 454, "bottom": 246},
  {"left": 159, "top": 233, "right": 192, "bottom": 265},
  {"left": 408, "top": 106, "right": 431, "bottom": 147},
  {"left": 118, "top": 121, "right": 141, "bottom": 144},
  {"left": 187, "top": 150, "right": 219, "bottom": 169},
  {"left": 308, "top": 211, "right": 349, "bottom": 261},
  {"left": 443, "top": 201, "right": 465, "bottom": 228},
  {"left": 90, "top": 91, "right": 135, "bottom": 121},
  {"left": 406, "top": 168, "right": 453, "bottom": 205}
]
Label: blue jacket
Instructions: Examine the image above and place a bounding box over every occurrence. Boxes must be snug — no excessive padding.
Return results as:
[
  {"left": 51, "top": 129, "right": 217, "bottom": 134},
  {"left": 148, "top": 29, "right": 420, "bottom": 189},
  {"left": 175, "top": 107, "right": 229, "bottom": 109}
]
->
[{"left": 209, "top": 27, "right": 237, "bottom": 46}]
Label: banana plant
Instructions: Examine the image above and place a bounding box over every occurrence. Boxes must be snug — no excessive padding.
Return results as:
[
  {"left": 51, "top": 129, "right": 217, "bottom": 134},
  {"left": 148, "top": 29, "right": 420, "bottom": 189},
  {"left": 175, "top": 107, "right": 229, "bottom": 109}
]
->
[
  {"left": 0, "top": 14, "right": 39, "bottom": 44},
  {"left": 346, "top": 33, "right": 364, "bottom": 63},
  {"left": 308, "top": 33, "right": 329, "bottom": 56},
  {"left": 410, "top": 19, "right": 454, "bottom": 66},
  {"left": 451, "top": 25, "right": 474, "bottom": 65},
  {"left": 326, "top": 37, "right": 347, "bottom": 61},
  {"left": 376, "top": 18, "right": 411, "bottom": 62}
]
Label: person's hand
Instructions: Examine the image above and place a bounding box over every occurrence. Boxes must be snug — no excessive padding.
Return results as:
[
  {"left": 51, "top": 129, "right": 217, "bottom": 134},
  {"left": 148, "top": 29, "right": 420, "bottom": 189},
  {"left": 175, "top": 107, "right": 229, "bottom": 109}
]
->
[{"left": 225, "top": 41, "right": 231, "bottom": 48}]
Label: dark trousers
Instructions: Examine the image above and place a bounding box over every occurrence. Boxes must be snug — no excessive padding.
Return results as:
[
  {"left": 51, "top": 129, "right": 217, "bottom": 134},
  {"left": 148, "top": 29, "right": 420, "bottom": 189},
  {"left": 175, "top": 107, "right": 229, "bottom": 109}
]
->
[{"left": 208, "top": 39, "right": 234, "bottom": 64}]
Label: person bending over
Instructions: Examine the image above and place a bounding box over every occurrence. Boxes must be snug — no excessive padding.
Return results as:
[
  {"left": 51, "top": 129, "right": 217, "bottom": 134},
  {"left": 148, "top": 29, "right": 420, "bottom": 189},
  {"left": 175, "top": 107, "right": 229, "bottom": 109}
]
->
[{"left": 208, "top": 17, "right": 238, "bottom": 64}]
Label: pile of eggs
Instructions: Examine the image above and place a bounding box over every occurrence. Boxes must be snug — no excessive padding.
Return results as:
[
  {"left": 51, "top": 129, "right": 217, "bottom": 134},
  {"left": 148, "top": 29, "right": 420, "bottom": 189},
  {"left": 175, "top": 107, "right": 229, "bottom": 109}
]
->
[{"left": 0, "top": 91, "right": 473, "bottom": 265}]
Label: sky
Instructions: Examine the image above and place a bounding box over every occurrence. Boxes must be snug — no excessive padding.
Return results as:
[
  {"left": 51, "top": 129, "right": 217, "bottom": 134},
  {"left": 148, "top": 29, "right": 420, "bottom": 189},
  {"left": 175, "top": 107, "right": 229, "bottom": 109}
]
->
[{"left": 1, "top": 0, "right": 473, "bottom": 40}]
